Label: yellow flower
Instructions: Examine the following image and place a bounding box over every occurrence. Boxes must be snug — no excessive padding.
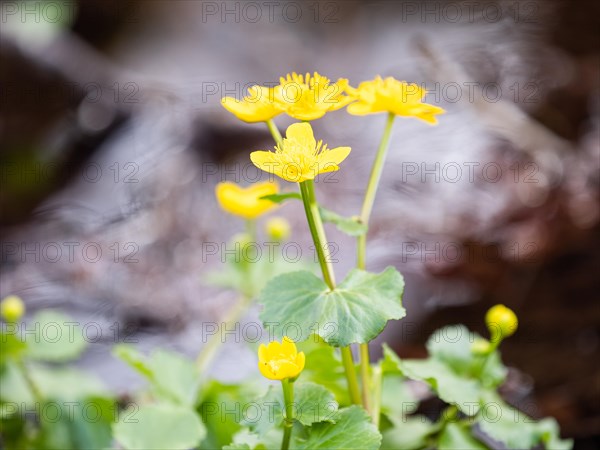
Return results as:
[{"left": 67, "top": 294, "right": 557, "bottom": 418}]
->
[
  {"left": 347, "top": 76, "right": 445, "bottom": 124},
  {"left": 274, "top": 72, "right": 354, "bottom": 121},
  {"left": 266, "top": 217, "right": 291, "bottom": 241},
  {"left": 215, "top": 181, "right": 278, "bottom": 219},
  {"left": 250, "top": 123, "right": 351, "bottom": 183},
  {"left": 1, "top": 295, "right": 25, "bottom": 322},
  {"left": 221, "top": 85, "right": 282, "bottom": 123},
  {"left": 258, "top": 336, "right": 305, "bottom": 380},
  {"left": 485, "top": 304, "right": 518, "bottom": 343}
]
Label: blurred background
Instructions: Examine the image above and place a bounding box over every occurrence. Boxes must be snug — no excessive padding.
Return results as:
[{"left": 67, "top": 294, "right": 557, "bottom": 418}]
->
[{"left": 1, "top": 0, "right": 598, "bottom": 447}]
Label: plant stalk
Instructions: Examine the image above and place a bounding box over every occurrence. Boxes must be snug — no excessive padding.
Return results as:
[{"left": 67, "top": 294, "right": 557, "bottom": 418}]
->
[
  {"left": 356, "top": 112, "right": 396, "bottom": 416},
  {"left": 281, "top": 378, "right": 295, "bottom": 450},
  {"left": 266, "top": 119, "right": 283, "bottom": 144},
  {"left": 298, "top": 179, "right": 361, "bottom": 405}
]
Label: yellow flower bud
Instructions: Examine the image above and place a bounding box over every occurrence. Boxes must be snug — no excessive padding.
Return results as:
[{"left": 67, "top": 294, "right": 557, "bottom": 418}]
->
[
  {"left": 485, "top": 304, "right": 518, "bottom": 343},
  {"left": 258, "top": 336, "right": 305, "bottom": 381},
  {"left": 266, "top": 217, "right": 291, "bottom": 241},
  {"left": 1, "top": 295, "right": 25, "bottom": 322}
]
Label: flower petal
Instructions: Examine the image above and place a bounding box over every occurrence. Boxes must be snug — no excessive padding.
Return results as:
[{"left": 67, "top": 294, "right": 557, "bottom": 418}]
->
[
  {"left": 258, "top": 344, "right": 269, "bottom": 363},
  {"left": 250, "top": 151, "right": 283, "bottom": 176},
  {"left": 258, "top": 361, "right": 276, "bottom": 380},
  {"left": 285, "top": 122, "right": 316, "bottom": 149},
  {"left": 317, "top": 146, "right": 351, "bottom": 174},
  {"left": 281, "top": 336, "right": 297, "bottom": 358}
]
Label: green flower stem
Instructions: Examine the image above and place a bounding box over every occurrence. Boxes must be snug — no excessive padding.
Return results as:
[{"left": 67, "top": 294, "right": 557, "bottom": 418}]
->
[
  {"left": 340, "top": 347, "right": 362, "bottom": 405},
  {"left": 196, "top": 295, "right": 251, "bottom": 373},
  {"left": 357, "top": 112, "right": 396, "bottom": 267},
  {"left": 17, "top": 359, "right": 43, "bottom": 405},
  {"left": 356, "top": 112, "right": 396, "bottom": 416},
  {"left": 359, "top": 343, "right": 372, "bottom": 412},
  {"left": 196, "top": 219, "right": 257, "bottom": 373},
  {"left": 299, "top": 180, "right": 336, "bottom": 289},
  {"left": 371, "top": 364, "right": 383, "bottom": 429},
  {"left": 281, "top": 378, "right": 295, "bottom": 450},
  {"left": 266, "top": 119, "right": 283, "bottom": 144},
  {"left": 298, "top": 179, "right": 361, "bottom": 405}
]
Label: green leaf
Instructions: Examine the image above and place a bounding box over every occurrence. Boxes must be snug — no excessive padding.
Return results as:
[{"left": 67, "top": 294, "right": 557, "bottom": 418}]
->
[
  {"left": 113, "top": 404, "right": 206, "bottom": 450},
  {"left": 319, "top": 207, "right": 368, "bottom": 236},
  {"left": 0, "top": 362, "right": 109, "bottom": 406},
  {"left": 538, "top": 418, "right": 573, "bottom": 450},
  {"left": 299, "top": 338, "right": 350, "bottom": 405},
  {"left": 224, "top": 427, "right": 281, "bottom": 450},
  {"left": 402, "top": 359, "right": 482, "bottom": 415},
  {"left": 246, "top": 382, "right": 338, "bottom": 436},
  {"left": 25, "top": 311, "right": 87, "bottom": 362},
  {"left": 113, "top": 345, "right": 199, "bottom": 406},
  {"left": 198, "top": 380, "right": 264, "bottom": 450},
  {"left": 382, "top": 327, "right": 510, "bottom": 416},
  {"left": 223, "top": 444, "right": 251, "bottom": 450},
  {"left": 69, "top": 397, "right": 116, "bottom": 450},
  {"left": 295, "top": 405, "right": 381, "bottom": 450},
  {"left": 475, "top": 391, "right": 570, "bottom": 450},
  {"left": 260, "top": 192, "right": 302, "bottom": 203},
  {"left": 381, "top": 416, "right": 434, "bottom": 450},
  {"left": 438, "top": 422, "right": 488, "bottom": 450},
  {"left": 426, "top": 325, "right": 507, "bottom": 388},
  {"left": 259, "top": 267, "right": 405, "bottom": 346},
  {"left": 380, "top": 375, "right": 420, "bottom": 424}
]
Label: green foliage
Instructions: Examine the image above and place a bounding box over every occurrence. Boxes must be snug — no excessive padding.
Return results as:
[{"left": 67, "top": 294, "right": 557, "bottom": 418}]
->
[
  {"left": 259, "top": 267, "right": 405, "bottom": 346},
  {"left": 112, "top": 403, "right": 206, "bottom": 450},
  {"left": 381, "top": 416, "right": 435, "bottom": 450},
  {"left": 319, "top": 207, "right": 368, "bottom": 236},
  {"left": 299, "top": 338, "right": 350, "bottom": 405},
  {"left": 294, "top": 405, "right": 381, "bottom": 449},
  {"left": 246, "top": 382, "right": 338, "bottom": 436},
  {"left": 0, "top": 310, "right": 116, "bottom": 450},
  {"left": 475, "top": 391, "right": 573, "bottom": 450},
  {"left": 260, "top": 192, "right": 302, "bottom": 203},
  {"left": 113, "top": 345, "right": 200, "bottom": 406},
  {"left": 382, "top": 325, "right": 508, "bottom": 415},
  {"left": 25, "top": 310, "right": 87, "bottom": 362},
  {"left": 204, "top": 241, "right": 315, "bottom": 299}
]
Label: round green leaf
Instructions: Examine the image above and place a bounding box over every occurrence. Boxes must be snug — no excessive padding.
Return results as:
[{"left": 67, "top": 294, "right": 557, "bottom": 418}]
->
[
  {"left": 259, "top": 267, "right": 405, "bottom": 346},
  {"left": 295, "top": 406, "right": 381, "bottom": 450}
]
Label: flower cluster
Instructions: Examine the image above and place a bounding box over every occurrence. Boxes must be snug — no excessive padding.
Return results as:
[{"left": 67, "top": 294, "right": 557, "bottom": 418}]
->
[{"left": 221, "top": 72, "right": 445, "bottom": 124}]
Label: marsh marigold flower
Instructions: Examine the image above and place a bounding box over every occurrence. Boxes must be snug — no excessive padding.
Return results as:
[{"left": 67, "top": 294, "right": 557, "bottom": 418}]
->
[
  {"left": 215, "top": 181, "right": 278, "bottom": 219},
  {"left": 347, "top": 76, "right": 445, "bottom": 124},
  {"left": 258, "top": 336, "right": 305, "bottom": 380},
  {"left": 275, "top": 72, "right": 354, "bottom": 121},
  {"left": 221, "top": 85, "right": 282, "bottom": 123},
  {"left": 485, "top": 304, "right": 518, "bottom": 343},
  {"left": 250, "top": 122, "right": 351, "bottom": 183},
  {"left": 1, "top": 295, "right": 25, "bottom": 322}
]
